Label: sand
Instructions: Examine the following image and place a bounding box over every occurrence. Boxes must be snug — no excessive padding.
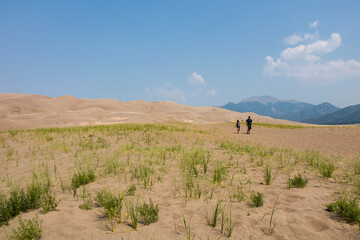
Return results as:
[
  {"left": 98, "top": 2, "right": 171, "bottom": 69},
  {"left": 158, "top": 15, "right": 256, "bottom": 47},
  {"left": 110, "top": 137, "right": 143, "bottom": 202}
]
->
[
  {"left": 0, "top": 94, "right": 304, "bottom": 131},
  {"left": 0, "top": 94, "right": 359, "bottom": 240}
]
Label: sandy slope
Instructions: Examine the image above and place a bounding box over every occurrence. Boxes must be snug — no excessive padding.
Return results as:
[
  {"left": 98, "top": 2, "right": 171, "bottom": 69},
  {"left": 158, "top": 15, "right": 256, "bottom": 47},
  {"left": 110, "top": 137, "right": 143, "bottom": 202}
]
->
[
  {"left": 0, "top": 123, "right": 359, "bottom": 240},
  {"left": 1, "top": 94, "right": 359, "bottom": 240},
  {"left": 0, "top": 94, "right": 303, "bottom": 130}
]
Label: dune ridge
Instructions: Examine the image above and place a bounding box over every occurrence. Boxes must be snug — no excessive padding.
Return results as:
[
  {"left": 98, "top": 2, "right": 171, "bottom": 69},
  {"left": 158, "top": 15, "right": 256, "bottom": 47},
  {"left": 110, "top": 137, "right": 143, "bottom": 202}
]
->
[{"left": 0, "top": 93, "right": 302, "bottom": 130}]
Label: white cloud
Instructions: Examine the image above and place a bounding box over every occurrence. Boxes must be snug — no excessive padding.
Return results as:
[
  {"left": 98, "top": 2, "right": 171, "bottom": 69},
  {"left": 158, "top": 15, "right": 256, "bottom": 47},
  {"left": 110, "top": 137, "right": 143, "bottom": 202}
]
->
[
  {"left": 264, "top": 32, "right": 360, "bottom": 84},
  {"left": 206, "top": 90, "right": 217, "bottom": 96},
  {"left": 146, "top": 86, "right": 186, "bottom": 101},
  {"left": 309, "top": 20, "right": 319, "bottom": 29},
  {"left": 189, "top": 72, "right": 205, "bottom": 85},
  {"left": 283, "top": 32, "right": 318, "bottom": 45}
]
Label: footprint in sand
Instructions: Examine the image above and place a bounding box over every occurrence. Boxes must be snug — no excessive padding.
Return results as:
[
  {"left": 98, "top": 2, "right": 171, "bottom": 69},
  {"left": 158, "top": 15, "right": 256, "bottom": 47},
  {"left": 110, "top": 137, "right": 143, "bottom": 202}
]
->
[
  {"left": 309, "top": 219, "right": 329, "bottom": 232},
  {"left": 286, "top": 193, "right": 306, "bottom": 200}
]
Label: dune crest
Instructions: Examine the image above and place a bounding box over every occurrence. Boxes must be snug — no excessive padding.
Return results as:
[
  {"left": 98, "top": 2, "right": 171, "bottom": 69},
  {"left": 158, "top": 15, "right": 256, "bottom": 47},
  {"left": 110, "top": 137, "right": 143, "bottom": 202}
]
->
[{"left": 0, "top": 93, "right": 301, "bottom": 130}]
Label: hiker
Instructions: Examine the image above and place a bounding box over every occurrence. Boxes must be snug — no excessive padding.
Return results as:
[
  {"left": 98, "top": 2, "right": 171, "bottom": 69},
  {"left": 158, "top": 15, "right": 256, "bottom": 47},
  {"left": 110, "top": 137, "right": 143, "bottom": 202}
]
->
[
  {"left": 246, "top": 116, "right": 252, "bottom": 134},
  {"left": 236, "top": 120, "right": 240, "bottom": 134}
]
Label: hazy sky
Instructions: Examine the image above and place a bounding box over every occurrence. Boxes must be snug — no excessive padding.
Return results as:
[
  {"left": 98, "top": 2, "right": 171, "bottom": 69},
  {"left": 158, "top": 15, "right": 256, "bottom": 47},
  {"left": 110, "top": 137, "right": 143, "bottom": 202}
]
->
[{"left": 1, "top": 1, "right": 360, "bottom": 107}]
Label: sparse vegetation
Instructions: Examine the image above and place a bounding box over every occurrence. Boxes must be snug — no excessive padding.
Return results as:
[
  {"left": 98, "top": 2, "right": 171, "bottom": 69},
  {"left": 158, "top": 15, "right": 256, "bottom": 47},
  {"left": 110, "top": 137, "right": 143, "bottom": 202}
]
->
[
  {"left": 288, "top": 173, "right": 309, "bottom": 189},
  {"left": 326, "top": 194, "right": 360, "bottom": 224},
  {"left": 0, "top": 121, "right": 358, "bottom": 239},
  {"left": 250, "top": 192, "right": 264, "bottom": 208},
  {"left": 264, "top": 165, "right": 273, "bottom": 185},
  {"left": 213, "top": 163, "right": 227, "bottom": 184},
  {"left": 71, "top": 169, "right": 96, "bottom": 197},
  {"left": 182, "top": 214, "right": 195, "bottom": 240},
  {"left": 319, "top": 162, "right": 336, "bottom": 178},
  {"left": 0, "top": 177, "right": 58, "bottom": 225},
  {"left": 40, "top": 190, "right": 60, "bottom": 213},
  {"left": 96, "top": 190, "right": 124, "bottom": 231},
  {"left": 206, "top": 200, "right": 222, "bottom": 228},
  {"left": 125, "top": 184, "right": 137, "bottom": 196},
  {"left": 11, "top": 216, "right": 42, "bottom": 240},
  {"left": 125, "top": 200, "right": 139, "bottom": 230},
  {"left": 137, "top": 199, "right": 159, "bottom": 225},
  {"left": 262, "top": 195, "right": 280, "bottom": 236},
  {"left": 220, "top": 205, "right": 235, "bottom": 237}
]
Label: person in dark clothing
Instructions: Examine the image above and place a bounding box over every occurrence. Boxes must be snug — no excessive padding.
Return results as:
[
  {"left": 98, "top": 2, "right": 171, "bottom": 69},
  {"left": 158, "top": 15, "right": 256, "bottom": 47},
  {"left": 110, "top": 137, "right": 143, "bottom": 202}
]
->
[
  {"left": 246, "top": 116, "right": 252, "bottom": 134},
  {"left": 236, "top": 120, "right": 240, "bottom": 134}
]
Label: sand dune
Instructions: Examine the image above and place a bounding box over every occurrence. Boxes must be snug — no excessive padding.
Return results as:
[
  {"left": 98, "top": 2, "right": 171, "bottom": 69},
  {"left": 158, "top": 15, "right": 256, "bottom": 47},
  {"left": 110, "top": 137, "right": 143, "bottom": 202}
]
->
[
  {"left": 0, "top": 94, "right": 303, "bottom": 130},
  {"left": 0, "top": 94, "right": 360, "bottom": 240}
]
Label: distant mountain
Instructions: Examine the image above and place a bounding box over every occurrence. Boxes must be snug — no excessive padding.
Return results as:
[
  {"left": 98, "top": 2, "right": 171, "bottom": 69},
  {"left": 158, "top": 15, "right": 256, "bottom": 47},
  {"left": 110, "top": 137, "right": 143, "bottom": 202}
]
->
[
  {"left": 241, "top": 95, "right": 299, "bottom": 105},
  {"left": 302, "top": 104, "right": 360, "bottom": 125},
  {"left": 221, "top": 96, "right": 340, "bottom": 122}
]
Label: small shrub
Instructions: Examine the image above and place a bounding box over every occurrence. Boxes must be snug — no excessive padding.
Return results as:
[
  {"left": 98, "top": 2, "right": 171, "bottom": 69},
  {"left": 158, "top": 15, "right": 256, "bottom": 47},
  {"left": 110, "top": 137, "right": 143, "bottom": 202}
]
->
[
  {"left": 0, "top": 181, "right": 55, "bottom": 225},
  {"left": 288, "top": 173, "right": 309, "bottom": 189},
  {"left": 40, "top": 190, "right": 59, "bottom": 213},
  {"left": 7, "top": 188, "right": 28, "bottom": 218},
  {"left": 11, "top": 216, "right": 42, "bottom": 240},
  {"left": 354, "top": 160, "right": 360, "bottom": 175},
  {"left": 96, "top": 190, "right": 124, "bottom": 231},
  {"left": 125, "top": 184, "right": 136, "bottom": 196},
  {"left": 79, "top": 196, "right": 93, "bottom": 210},
  {"left": 71, "top": 169, "right": 96, "bottom": 197},
  {"left": 26, "top": 181, "right": 44, "bottom": 210},
  {"left": 0, "top": 193, "right": 11, "bottom": 225},
  {"left": 137, "top": 199, "right": 159, "bottom": 225},
  {"left": 326, "top": 195, "right": 360, "bottom": 224},
  {"left": 352, "top": 176, "right": 360, "bottom": 193},
  {"left": 250, "top": 192, "right": 264, "bottom": 208},
  {"left": 320, "top": 162, "right": 335, "bottom": 178}
]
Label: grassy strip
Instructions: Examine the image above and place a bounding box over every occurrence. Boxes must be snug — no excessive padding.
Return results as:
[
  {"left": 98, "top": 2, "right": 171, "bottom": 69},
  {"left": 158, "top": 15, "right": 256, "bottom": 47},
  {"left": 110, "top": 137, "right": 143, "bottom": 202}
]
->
[{"left": 8, "top": 123, "right": 192, "bottom": 135}]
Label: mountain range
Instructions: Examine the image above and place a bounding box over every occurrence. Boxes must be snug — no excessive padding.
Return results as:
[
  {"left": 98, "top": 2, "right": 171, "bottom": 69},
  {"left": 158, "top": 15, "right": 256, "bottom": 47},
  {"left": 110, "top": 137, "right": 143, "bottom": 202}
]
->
[
  {"left": 221, "top": 96, "right": 360, "bottom": 124},
  {"left": 302, "top": 104, "right": 360, "bottom": 125}
]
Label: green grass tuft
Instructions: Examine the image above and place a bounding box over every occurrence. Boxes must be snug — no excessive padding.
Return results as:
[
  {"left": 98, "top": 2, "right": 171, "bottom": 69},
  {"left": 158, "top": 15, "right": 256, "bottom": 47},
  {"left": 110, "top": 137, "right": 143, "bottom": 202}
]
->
[
  {"left": 11, "top": 216, "right": 42, "bottom": 240},
  {"left": 288, "top": 173, "right": 309, "bottom": 189},
  {"left": 326, "top": 194, "right": 360, "bottom": 224},
  {"left": 250, "top": 192, "right": 264, "bottom": 208}
]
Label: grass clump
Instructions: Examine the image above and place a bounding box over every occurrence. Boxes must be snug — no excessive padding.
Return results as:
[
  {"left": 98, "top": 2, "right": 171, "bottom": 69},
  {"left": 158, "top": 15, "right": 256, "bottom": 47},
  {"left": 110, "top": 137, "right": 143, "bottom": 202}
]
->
[
  {"left": 262, "top": 195, "right": 280, "bottom": 236},
  {"left": 125, "top": 184, "right": 136, "bottom": 196},
  {"left": 130, "top": 163, "right": 154, "bottom": 188},
  {"left": 79, "top": 196, "right": 93, "bottom": 210},
  {"left": 220, "top": 205, "right": 234, "bottom": 237},
  {"left": 320, "top": 161, "right": 336, "bottom": 178},
  {"left": 125, "top": 200, "right": 139, "bottom": 230},
  {"left": 137, "top": 199, "right": 159, "bottom": 225},
  {"left": 250, "top": 192, "right": 264, "bottom": 208},
  {"left": 287, "top": 173, "right": 309, "bottom": 189},
  {"left": 96, "top": 190, "right": 124, "bottom": 232},
  {"left": 232, "top": 186, "right": 246, "bottom": 202},
  {"left": 40, "top": 190, "right": 60, "bottom": 213},
  {"left": 0, "top": 193, "right": 12, "bottom": 225},
  {"left": 213, "top": 163, "right": 227, "bottom": 184},
  {"left": 0, "top": 179, "right": 58, "bottom": 226},
  {"left": 71, "top": 169, "right": 95, "bottom": 197},
  {"left": 206, "top": 200, "right": 222, "bottom": 228},
  {"left": 182, "top": 214, "right": 195, "bottom": 240},
  {"left": 11, "top": 216, "right": 42, "bottom": 240},
  {"left": 264, "top": 165, "right": 273, "bottom": 185},
  {"left": 326, "top": 194, "right": 360, "bottom": 224}
]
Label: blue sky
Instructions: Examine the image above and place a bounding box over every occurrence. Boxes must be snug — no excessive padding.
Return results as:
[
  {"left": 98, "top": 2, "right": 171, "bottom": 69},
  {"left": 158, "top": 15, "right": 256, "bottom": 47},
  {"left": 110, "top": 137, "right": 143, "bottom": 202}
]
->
[{"left": 1, "top": 1, "right": 360, "bottom": 107}]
